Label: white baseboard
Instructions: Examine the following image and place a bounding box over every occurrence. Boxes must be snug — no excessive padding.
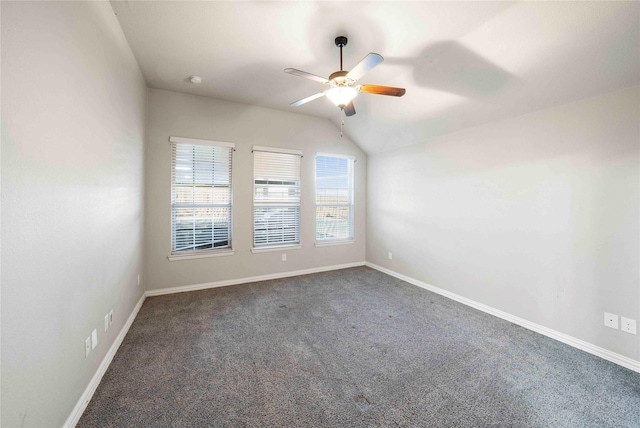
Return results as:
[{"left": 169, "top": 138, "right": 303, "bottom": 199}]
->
[
  {"left": 365, "top": 262, "right": 640, "bottom": 374},
  {"left": 145, "top": 261, "right": 367, "bottom": 297},
  {"left": 64, "top": 294, "right": 147, "bottom": 428}
]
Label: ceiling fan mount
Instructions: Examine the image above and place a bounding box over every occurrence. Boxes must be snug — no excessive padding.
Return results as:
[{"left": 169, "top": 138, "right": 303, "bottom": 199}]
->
[
  {"left": 334, "top": 36, "right": 348, "bottom": 48},
  {"left": 284, "top": 36, "right": 405, "bottom": 117}
]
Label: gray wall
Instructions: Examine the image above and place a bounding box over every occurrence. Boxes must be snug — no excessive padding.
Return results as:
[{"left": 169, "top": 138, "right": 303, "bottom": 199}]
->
[
  {"left": 1, "top": 2, "right": 147, "bottom": 426},
  {"left": 144, "top": 89, "right": 366, "bottom": 291},
  {"left": 367, "top": 86, "right": 640, "bottom": 361}
]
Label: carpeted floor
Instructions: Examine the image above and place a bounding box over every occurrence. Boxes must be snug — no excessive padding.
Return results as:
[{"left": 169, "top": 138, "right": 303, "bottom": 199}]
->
[{"left": 78, "top": 266, "right": 640, "bottom": 427}]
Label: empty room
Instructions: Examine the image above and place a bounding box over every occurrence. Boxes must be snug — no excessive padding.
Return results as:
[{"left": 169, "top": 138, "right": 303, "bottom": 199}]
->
[{"left": 2, "top": 1, "right": 639, "bottom": 426}]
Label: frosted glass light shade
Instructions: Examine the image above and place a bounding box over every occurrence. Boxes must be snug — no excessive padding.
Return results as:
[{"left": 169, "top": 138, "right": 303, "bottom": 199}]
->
[{"left": 326, "top": 87, "right": 357, "bottom": 108}]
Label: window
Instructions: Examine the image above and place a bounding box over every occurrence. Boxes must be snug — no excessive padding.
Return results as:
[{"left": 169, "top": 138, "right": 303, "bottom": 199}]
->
[
  {"left": 170, "top": 137, "right": 234, "bottom": 255},
  {"left": 253, "top": 146, "right": 302, "bottom": 249},
  {"left": 315, "top": 154, "right": 354, "bottom": 243}
]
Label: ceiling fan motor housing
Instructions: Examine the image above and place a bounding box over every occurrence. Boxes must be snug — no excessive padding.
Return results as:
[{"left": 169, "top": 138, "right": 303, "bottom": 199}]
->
[
  {"left": 329, "top": 70, "right": 354, "bottom": 87},
  {"left": 334, "top": 36, "right": 348, "bottom": 47}
]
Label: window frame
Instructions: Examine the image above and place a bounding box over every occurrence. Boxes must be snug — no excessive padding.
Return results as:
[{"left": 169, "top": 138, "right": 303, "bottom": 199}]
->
[
  {"left": 252, "top": 145, "right": 303, "bottom": 251},
  {"left": 168, "top": 136, "right": 235, "bottom": 261},
  {"left": 314, "top": 153, "right": 355, "bottom": 246}
]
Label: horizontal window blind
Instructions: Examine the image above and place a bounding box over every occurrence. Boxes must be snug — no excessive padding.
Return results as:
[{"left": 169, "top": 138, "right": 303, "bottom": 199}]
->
[
  {"left": 315, "top": 155, "right": 354, "bottom": 241},
  {"left": 253, "top": 148, "right": 301, "bottom": 248},
  {"left": 171, "top": 141, "right": 233, "bottom": 253}
]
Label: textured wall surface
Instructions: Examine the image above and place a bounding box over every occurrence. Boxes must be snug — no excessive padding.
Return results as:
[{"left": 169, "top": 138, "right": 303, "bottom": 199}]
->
[
  {"left": 144, "top": 89, "right": 366, "bottom": 291},
  {"left": 1, "top": 2, "right": 147, "bottom": 426},
  {"left": 367, "top": 86, "right": 640, "bottom": 361}
]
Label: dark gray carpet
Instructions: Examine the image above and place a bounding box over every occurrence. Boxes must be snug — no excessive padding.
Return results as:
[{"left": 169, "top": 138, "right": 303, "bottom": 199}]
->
[{"left": 78, "top": 266, "right": 640, "bottom": 427}]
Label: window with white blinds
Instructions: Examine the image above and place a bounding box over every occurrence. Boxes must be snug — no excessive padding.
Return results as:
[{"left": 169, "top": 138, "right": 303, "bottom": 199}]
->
[
  {"left": 253, "top": 146, "right": 302, "bottom": 248},
  {"left": 171, "top": 137, "right": 234, "bottom": 254},
  {"left": 315, "top": 154, "right": 354, "bottom": 242}
]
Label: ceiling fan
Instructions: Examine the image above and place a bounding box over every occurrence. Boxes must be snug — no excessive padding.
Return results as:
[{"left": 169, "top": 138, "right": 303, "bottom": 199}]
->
[{"left": 285, "top": 36, "right": 406, "bottom": 117}]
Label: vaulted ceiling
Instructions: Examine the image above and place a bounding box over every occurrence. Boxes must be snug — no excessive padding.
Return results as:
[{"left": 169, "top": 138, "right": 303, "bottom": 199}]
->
[{"left": 110, "top": 1, "right": 639, "bottom": 154}]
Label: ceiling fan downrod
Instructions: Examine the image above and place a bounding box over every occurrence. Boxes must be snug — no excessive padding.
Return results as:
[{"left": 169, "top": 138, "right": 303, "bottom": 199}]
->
[{"left": 335, "top": 36, "right": 347, "bottom": 71}]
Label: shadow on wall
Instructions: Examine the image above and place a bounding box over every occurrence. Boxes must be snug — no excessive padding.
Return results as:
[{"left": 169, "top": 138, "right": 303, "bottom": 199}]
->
[
  {"left": 331, "top": 41, "right": 522, "bottom": 152},
  {"left": 387, "top": 41, "right": 519, "bottom": 98}
]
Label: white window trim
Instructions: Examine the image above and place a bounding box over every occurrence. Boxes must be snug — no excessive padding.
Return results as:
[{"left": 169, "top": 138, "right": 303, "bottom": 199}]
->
[
  {"left": 170, "top": 137, "right": 235, "bottom": 257},
  {"left": 251, "top": 244, "right": 302, "bottom": 254},
  {"left": 314, "top": 154, "right": 355, "bottom": 243},
  {"left": 252, "top": 146, "right": 302, "bottom": 250},
  {"left": 253, "top": 145, "right": 302, "bottom": 156},
  {"left": 170, "top": 136, "right": 236, "bottom": 149},
  {"left": 168, "top": 250, "right": 235, "bottom": 261},
  {"left": 315, "top": 239, "right": 355, "bottom": 247},
  {"left": 316, "top": 152, "right": 356, "bottom": 160}
]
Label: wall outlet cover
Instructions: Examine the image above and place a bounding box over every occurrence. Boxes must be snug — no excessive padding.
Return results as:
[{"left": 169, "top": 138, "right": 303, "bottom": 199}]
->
[
  {"left": 104, "top": 314, "right": 109, "bottom": 332},
  {"left": 85, "top": 337, "right": 91, "bottom": 358},
  {"left": 621, "top": 317, "right": 637, "bottom": 335},
  {"left": 109, "top": 310, "right": 113, "bottom": 326},
  {"left": 91, "top": 329, "right": 98, "bottom": 349},
  {"left": 604, "top": 312, "right": 618, "bottom": 329},
  {"left": 388, "top": 252, "right": 393, "bottom": 260},
  {"left": 282, "top": 254, "right": 286, "bottom": 261}
]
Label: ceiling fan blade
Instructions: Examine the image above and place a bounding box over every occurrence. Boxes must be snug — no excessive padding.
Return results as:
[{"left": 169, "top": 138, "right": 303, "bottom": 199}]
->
[
  {"left": 290, "top": 92, "right": 325, "bottom": 107},
  {"left": 344, "top": 101, "right": 356, "bottom": 117},
  {"left": 358, "top": 84, "right": 406, "bottom": 97},
  {"left": 346, "top": 53, "right": 383, "bottom": 81},
  {"left": 284, "top": 68, "right": 329, "bottom": 85}
]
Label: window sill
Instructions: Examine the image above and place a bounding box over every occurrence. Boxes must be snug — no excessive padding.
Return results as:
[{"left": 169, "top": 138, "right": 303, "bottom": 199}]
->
[
  {"left": 315, "top": 240, "right": 355, "bottom": 248},
  {"left": 168, "top": 250, "right": 234, "bottom": 261},
  {"left": 251, "top": 244, "right": 302, "bottom": 254}
]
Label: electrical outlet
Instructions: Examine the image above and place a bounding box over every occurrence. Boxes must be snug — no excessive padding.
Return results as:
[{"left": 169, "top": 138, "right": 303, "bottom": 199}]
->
[
  {"left": 91, "top": 329, "right": 98, "bottom": 350},
  {"left": 104, "top": 314, "right": 109, "bottom": 332},
  {"left": 109, "top": 310, "right": 113, "bottom": 326},
  {"left": 604, "top": 312, "right": 618, "bottom": 329},
  {"left": 282, "top": 254, "right": 287, "bottom": 261},
  {"left": 137, "top": 274, "right": 140, "bottom": 286},
  {"left": 85, "top": 337, "right": 91, "bottom": 357},
  {"left": 621, "top": 317, "right": 637, "bottom": 335},
  {"left": 388, "top": 252, "right": 393, "bottom": 260}
]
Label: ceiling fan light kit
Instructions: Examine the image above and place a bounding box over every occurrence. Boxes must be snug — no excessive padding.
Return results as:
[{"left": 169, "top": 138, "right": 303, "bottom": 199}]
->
[
  {"left": 325, "top": 86, "right": 358, "bottom": 108},
  {"left": 285, "top": 36, "right": 406, "bottom": 118}
]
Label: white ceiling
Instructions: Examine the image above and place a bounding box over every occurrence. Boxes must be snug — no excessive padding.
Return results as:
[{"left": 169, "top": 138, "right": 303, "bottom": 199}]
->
[{"left": 110, "top": 1, "right": 639, "bottom": 154}]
